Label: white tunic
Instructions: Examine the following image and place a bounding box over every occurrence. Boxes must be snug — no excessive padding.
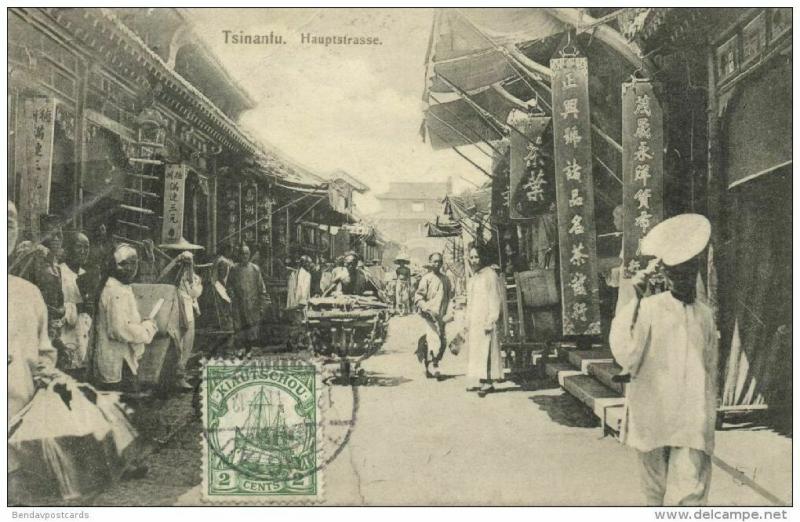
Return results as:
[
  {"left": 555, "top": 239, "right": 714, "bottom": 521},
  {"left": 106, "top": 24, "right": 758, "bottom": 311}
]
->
[
  {"left": 609, "top": 292, "right": 718, "bottom": 454},
  {"left": 8, "top": 276, "right": 57, "bottom": 419},
  {"left": 293, "top": 267, "right": 312, "bottom": 306},
  {"left": 465, "top": 267, "right": 505, "bottom": 384},
  {"left": 94, "top": 277, "right": 158, "bottom": 383},
  {"left": 59, "top": 263, "right": 92, "bottom": 370}
]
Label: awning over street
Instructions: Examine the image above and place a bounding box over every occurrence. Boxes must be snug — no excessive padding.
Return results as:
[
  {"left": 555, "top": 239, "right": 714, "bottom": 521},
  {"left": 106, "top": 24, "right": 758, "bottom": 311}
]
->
[{"left": 425, "top": 218, "right": 462, "bottom": 238}]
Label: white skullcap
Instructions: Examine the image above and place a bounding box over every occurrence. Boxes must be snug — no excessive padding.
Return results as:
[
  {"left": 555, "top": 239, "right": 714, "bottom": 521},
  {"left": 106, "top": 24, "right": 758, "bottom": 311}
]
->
[
  {"left": 113, "top": 243, "right": 138, "bottom": 264},
  {"left": 640, "top": 213, "right": 711, "bottom": 267}
]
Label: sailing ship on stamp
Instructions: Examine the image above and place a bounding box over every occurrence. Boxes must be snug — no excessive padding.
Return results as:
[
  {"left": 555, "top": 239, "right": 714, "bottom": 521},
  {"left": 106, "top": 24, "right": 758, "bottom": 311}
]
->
[{"left": 231, "top": 387, "right": 306, "bottom": 479}]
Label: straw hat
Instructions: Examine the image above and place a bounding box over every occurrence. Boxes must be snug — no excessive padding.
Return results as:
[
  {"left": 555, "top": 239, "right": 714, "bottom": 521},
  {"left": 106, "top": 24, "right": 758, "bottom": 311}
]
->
[
  {"left": 640, "top": 214, "right": 710, "bottom": 267},
  {"left": 159, "top": 236, "right": 204, "bottom": 251},
  {"left": 394, "top": 253, "right": 410, "bottom": 265}
]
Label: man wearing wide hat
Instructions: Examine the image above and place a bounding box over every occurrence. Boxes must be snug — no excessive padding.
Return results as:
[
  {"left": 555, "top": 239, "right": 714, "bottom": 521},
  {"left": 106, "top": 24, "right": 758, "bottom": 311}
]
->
[
  {"left": 609, "top": 214, "right": 718, "bottom": 506},
  {"left": 159, "top": 238, "right": 204, "bottom": 390}
]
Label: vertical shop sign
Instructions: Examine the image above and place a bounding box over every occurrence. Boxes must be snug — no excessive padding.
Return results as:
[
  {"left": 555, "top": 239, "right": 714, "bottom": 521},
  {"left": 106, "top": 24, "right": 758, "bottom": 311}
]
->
[
  {"left": 222, "top": 181, "right": 241, "bottom": 246},
  {"left": 162, "top": 164, "right": 187, "bottom": 243},
  {"left": 622, "top": 81, "right": 664, "bottom": 275},
  {"left": 17, "top": 97, "right": 56, "bottom": 238},
  {"left": 242, "top": 180, "right": 258, "bottom": 245},
  {"left": 259, "top": 185, "right": 274, "bottom": 248},
  {"left": 550, "top": 56, "right": 601, "bottom": 336},
  {"left": 508, "top": 111, "right": 553, "bottom": 221},
  {"left": 490, "top": 138, "right": 511, "bottom": 224}
]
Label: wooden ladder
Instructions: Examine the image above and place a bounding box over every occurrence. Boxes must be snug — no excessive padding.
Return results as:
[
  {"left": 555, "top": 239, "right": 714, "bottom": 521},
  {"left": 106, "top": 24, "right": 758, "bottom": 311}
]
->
[
  {"left": 114, "top": 159, "right": 161, "bottom": 245},
  {"left": 502, "top": 272, "right": 535, "bottom": 373}
]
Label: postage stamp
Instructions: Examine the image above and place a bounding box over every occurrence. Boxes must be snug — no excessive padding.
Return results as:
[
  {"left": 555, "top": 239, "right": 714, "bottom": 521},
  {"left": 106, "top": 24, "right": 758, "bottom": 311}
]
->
[{"left": 202, "top": 359, "right": 323, "bottom": 503}]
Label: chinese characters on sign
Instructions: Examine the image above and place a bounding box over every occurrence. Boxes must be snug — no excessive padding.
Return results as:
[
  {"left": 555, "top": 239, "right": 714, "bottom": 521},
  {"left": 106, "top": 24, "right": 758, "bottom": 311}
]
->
[
  {"left": 259, "top": 186, "right": 274, "bottom": 248},
  {"left": 622, "top": 81, "right": 664, "bottom": 276},
  {"left": 508, "top": 110, "right": 553, "bottom": 220},
  {"left": 490, "top": 138, "right": 511, "bottom": 224},
  {"left": 242, "top": 180, "right": 259, "bottom": 244},
  {"left": 17, "top": 97, "right": 56, "bottom": 238},
  {"left": 550, "top": 57, "right": 601, "bottom": 336},
  {"left": 161, "top": 164, "right": 187, "bottom": 243},
  {"left": 222, "top": 181, "right": 241, "bottom": 246}
]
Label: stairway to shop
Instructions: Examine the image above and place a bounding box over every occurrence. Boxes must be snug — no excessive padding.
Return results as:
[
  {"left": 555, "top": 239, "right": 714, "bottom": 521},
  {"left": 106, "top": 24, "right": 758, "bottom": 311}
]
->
[{"left": 544, "top": 343, "right": 626, "bottom": 435}]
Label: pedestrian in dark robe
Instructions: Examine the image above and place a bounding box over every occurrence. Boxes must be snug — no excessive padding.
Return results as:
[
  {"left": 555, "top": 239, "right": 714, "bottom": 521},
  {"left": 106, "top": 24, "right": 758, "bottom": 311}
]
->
[{"left": 228, "top": 244, "right": 270, "bottom": 357}]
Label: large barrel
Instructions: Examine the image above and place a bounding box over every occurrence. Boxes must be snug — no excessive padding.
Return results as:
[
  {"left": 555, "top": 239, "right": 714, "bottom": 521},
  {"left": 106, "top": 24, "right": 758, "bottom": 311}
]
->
[{"left": 516, "top": 269, "right": 559, "bottom": 308}]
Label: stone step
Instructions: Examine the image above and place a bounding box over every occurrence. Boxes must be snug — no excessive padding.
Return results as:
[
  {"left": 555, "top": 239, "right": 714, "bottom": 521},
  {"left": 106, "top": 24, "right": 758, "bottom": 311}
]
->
[
  {"left": 544, "top": 361, "right": 582, "bottom": 386},
  {"left": 567, "top": 348, "right": 615, "bottom": 373},
  {"left": 603, "top": 405, "right": 625, "bottom": 435},
  {"left": 562, "top": 374, "right": 625, "bottom": 419},
  {"left": 587, "top": 361, "right": 625, "bottom": 396}
]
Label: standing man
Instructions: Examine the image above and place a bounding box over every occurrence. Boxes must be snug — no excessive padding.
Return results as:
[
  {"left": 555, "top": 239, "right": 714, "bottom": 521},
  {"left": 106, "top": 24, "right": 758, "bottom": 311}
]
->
[
  {"left": 328, "top": 251, "right": 374, "bottom": 296},
  {"left": 12, "top": 215, "right": 66, "bottom": 346},
  {"left": 394, "top": 255, "right": 412, "bottom": 315},
  {"left": 414, "top": 252, "right": 452, "bottom": 378},
  {"left": 319, "top": 258, "right": 335, "bottom": 297},
  {"left": 609, "top": 214, "right": 717, "bottom": 506},
  {"left": 228, "top": 244, "right": 270, "bottom": 357},
  {"left": 58, "top": 231, "right": 93, "bottom": 379},
  {"left": 293, "top": 255, "right": 313, "bottom": 308},
  {"left": 8, "top": 202, "right": 58, "bottom": 501},
  {"left": 93, "top": 244, "right": 159, "bottom": 392},
  {"left": 159, "top": 244, "right": 204, "bottom": 391}
]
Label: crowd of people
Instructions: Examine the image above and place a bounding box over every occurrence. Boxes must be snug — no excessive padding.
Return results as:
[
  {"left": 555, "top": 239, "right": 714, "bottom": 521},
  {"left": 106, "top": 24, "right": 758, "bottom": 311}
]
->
[{"left": 8, "top": 193, "right": 720, "bottom": 506}]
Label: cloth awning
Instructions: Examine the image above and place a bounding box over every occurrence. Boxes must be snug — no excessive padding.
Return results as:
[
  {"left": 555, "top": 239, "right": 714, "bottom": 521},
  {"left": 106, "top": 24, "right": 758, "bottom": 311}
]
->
[
  {"left": 422, "top": 9, "right": 566, "bottom": 150},
  {"left": 426, "top": 219, "right": 462, "bottom": 238}
]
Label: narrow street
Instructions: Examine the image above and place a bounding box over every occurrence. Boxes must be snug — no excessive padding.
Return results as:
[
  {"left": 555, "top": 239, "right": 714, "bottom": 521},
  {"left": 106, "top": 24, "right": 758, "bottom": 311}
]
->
[{"left": 81, "top": 314, "right": 789, "bottom": 506}]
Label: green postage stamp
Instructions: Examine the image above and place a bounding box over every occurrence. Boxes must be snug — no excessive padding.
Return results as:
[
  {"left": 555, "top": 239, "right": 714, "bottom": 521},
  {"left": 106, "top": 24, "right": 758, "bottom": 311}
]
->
[{"left": 202, "top": 359, "right": 322, "bottom": 503}]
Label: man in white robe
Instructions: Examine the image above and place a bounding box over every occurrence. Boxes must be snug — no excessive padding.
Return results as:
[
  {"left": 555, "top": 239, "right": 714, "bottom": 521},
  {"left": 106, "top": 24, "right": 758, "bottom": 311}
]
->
[
  {"left": 58, "top": 232, "right": 92, "bottom": 379},
  {"left": 8, "top": 202, "right": 58, "bottom": 420},
  {"left": 93, "top": 244, "right": 158, "bottom": 390},
  {"left": 159, "top": 249, "right": 204, "bottom": 391},
  {"left": 465, "top": 246, "right": 505, "bottom": 396},
  {"left": 293, "top": 255, "right": 313, "bottom": 307},
  {"left": 609, "top": 214, "right": 717, "bottom": 506}
]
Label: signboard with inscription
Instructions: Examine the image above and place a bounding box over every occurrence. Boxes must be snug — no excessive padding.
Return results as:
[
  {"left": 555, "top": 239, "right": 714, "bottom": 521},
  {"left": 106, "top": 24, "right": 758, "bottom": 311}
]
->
[
  {"left": 258, "top": 185, "right": 274, "bottom": 250},
  {"left": 17, "top": 97, "right": 56, "bottom": 238},
  {"left": 242, "top": 180, "right": 259, "bottom": 245},
  {"left": 222, "top": 180, "right": 241, "bottom": 248},
  {"left": 162, "top": 164, "right": 187, "bottom": 243},
  {"left": 621, "top": 81, "right": 664, "bottom": 276},
  {"left": 508, "top": 111, "right": 553, "bottom": 221},
  {"left": 550, "top": 56, "right": 601, "bottom": 337}
]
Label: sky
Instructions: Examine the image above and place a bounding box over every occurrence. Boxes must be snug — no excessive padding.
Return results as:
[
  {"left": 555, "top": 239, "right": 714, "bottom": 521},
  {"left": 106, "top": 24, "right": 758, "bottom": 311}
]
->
[{"left": 188, "top": 8, "right": 489, "bottom": 214}]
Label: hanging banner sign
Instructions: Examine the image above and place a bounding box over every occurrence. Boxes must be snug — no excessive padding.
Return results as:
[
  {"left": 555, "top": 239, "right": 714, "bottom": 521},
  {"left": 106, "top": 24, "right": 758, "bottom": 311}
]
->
[
  {"left": 17, "top": 97, "right": 56, "bottom": 238},
  {"left": 242, "top": 180, "right": 259, "bottom": 245},
  {"left": 550, "top": 56, "right": 601, "bottom": 336},
  {"left": 490, "top": 138, "right": 511, "bottom": 224},
  {"left": 621, "top": 81, "right": 664, "bottom": 275},
  {"left": 161, "top": 164, "right": 187, "bottom": 244},
  {"left": 508, "top": 111, "right": 553, "bottom": 221},
  {"left": 258, "top": 185, "right": 274, "bottom": 247},
  {"left": 222, "top": 180, "right": 241, "bottom": 247}
]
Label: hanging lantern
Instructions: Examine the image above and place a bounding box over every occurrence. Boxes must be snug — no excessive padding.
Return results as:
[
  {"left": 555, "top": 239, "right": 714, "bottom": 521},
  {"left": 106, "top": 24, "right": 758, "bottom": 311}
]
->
[{"left": 135, "top": 107, "right": 167, "bottom": 148}]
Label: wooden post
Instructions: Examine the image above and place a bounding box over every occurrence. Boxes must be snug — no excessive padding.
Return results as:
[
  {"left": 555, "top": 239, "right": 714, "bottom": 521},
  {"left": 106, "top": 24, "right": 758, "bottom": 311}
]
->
[
  {"left": 209, "top": 160, "right": 218, "bottom": 254},
  {"left": 706, "top": 47, "right": 724, "bottom": 328},
  {"left": 285, "top": 206, "right": 291, "bottom": 259},
  {"left": 73, "top": 60, "right": 89, "bottom": 230}
]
